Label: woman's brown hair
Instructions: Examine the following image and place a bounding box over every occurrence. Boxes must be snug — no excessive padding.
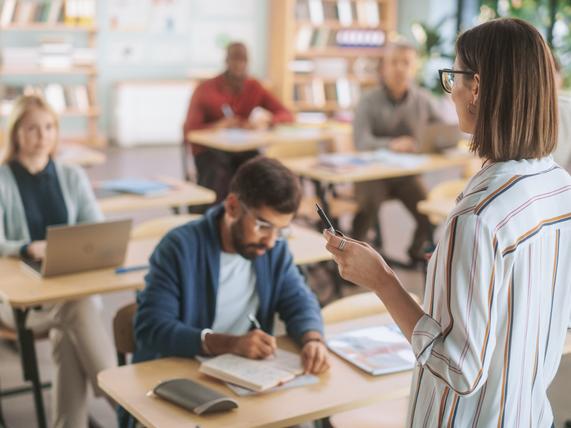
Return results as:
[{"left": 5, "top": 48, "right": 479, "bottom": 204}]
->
[
  {"left": 456, "top": 18, "right": 558, "bottom": 161},
  {"left": 1, "top": 95, "right": 60, "bottom": 164}
]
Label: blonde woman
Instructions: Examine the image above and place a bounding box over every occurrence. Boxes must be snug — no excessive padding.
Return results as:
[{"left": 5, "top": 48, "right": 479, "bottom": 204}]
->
[
  {"left": 325, "top": 18, "right": 570, "bottom": 427},
  {"left": 0, "top": 95, "right": 115, "bottom": 428}
]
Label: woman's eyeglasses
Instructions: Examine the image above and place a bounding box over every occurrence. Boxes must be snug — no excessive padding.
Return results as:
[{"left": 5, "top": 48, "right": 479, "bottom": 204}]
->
[{"left": 438, "top": 68, "right": 475, "bottom": 94}]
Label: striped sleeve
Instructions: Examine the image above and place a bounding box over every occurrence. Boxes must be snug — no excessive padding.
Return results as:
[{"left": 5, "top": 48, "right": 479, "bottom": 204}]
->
[{"left": 411, "top": 213, "right": 501, "bottom": 396}]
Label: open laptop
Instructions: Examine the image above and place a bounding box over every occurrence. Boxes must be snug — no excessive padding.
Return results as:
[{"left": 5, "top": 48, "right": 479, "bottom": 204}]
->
[
  {"left": 418, "top": 123, "right": 465, "bottom": 153},
  {"left": 21, "top": 219, "right": 132, "bottom": 278}
]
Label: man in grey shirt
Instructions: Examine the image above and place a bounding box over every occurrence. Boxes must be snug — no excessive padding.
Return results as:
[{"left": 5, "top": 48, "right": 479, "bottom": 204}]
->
[{"left": 352, "top": 42, "right": 445, "bottom": 262}]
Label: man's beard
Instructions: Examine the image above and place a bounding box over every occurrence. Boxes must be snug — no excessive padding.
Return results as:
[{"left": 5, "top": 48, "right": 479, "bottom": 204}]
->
[{"left": 230, "top": 217, "right": 268, "bottom": 260}]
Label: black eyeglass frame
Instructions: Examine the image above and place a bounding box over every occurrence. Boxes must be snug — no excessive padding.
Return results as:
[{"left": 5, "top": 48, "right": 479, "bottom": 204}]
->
[{"left": 438, "top": 68, "right": 475, "bottom": 94}]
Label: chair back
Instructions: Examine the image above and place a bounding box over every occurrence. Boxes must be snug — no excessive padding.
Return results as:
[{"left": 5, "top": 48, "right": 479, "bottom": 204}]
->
[
  {"left": 131, "top": 214, "right": 200, "bottom": 240},
  {"left": 113, "top": 302, "right": 138, "bottom": 366}
]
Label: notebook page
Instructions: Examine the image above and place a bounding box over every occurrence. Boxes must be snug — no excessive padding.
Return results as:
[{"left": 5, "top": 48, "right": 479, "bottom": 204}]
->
[{"left": 199, "top": 354, "right": 296, "bottom": 391}]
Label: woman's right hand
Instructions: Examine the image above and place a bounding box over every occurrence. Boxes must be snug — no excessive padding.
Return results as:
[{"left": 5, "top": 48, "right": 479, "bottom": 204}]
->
[{"left": 27, "top": 240, "right": 47, "bottom": 260}]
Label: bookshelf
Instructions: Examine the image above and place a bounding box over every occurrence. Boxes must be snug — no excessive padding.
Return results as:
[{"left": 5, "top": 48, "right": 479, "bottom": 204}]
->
[
  {"left": 0, "top": 0, "right": 103, "bottom": 147},
  {"left": 269, "top": 0, "right": 397, "bottom": 119}
]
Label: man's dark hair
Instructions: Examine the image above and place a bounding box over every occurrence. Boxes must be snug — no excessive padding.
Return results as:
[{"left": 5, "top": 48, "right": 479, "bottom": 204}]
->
[{"left": 230, "top": 156, "right": 302, "bottom": 214}]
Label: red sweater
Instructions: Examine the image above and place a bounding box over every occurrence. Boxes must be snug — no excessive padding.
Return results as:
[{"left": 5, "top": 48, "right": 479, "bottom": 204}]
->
[{"left": 183, "top": 74, "right": 294, "bottom": 156}]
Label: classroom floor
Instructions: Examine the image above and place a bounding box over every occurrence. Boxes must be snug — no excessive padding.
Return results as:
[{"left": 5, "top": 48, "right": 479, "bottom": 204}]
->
[{"left": 1, "top": 145, "right": 569, "bottom": 428}]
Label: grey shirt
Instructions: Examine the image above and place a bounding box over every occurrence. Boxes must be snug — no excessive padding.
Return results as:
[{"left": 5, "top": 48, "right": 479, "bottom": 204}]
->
[{"left": 353, "top": 84, "right": 445, "bottom": 151}]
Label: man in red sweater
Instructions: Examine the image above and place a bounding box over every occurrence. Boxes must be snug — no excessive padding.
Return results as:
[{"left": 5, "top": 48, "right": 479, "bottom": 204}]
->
[{"left": 183, "top": 42, "right": 294, "bottom": 203}]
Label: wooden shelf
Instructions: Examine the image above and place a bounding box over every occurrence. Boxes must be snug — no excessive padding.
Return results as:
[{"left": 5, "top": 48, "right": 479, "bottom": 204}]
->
[
  {"left": 270, "top": 0, "right": 396, "bottom": 117},
  {"left": 320, "top": 0, "right": 387, "bottom": 2},
  {"left": 293, "top": 102, "right": 353, "bottom": 111},
  {"left": 294, "top": 75, "right": 378, "bottom": 85},
  {"left": 0, "top": 67, "right": 97, "bottom": 76},
  {"left": 0, "top": 24, "right": 97, "bottom": 32}
]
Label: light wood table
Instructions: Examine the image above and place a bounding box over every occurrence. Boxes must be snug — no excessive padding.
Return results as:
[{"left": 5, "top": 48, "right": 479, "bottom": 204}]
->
[
  {"left": 283, "top": 153, "right": 473, "bottom": 185},
  {"left": 0, "top": 238, "right": 154, "bottom": 428},
  {"left": 0, "top": 224, "right": 328, "bottom": 428},
  {"left": 417, "top": 198, "right": 457, "bottom": 225},
  {"left": 288, "top": 224, "right": 332, "bottom": 265},
  {"left": 186, "top": 127, "right": 335, "bottom": 153},
  {"left": 98, "top": 314, "right": 412, "bottom": 428},
  {"left": 56, "top": 144, "right": 106, "bottom": 167},
  {"left": 99, "top": 313, "right": 571, "bottom": 428},
  {"left": 97, "top": 181, "right": 216, "bottom": 215}
]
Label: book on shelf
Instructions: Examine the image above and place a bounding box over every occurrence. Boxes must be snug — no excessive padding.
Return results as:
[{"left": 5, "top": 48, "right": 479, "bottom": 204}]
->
[
  {"left": 296, "top": 27, "right": 385, "bottom": 51},
  {"left": 44, "top": 83, "right": 66, "bottom": 112},
  {"left": 198, "top": 349, "right": 305, "bottom": 392},
  {"left": 327, "top": 323, "right": 416, "bottom": 376},
  {"left": 64, "top": 0, "right": 95, "bottom": 26},
  {"left": 293, "top": 78, "right": 361, "bottom": 108},
  {"left": 0, "top": 0, "right": 68, "bottom": 26},
  {"left": 1, "top": 43, "right": 95, "bottom": 70},
  {"left": 354, "top": 0, "right": 381, "bottom": 27},
  {"left": 307, "top": 0, "right": 324, "bottom": 25},
  {"left": 0, "top": 83, "right": 93, "bottom": 114},
  {"left": 0, "top": 0, "right": 16, "bottom": 26},
  {"left": 337, "top": 0, "right": 353, "bottom": 26}
]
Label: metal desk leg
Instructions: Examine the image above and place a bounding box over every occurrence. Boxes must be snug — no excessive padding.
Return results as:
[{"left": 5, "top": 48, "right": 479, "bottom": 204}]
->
[{"left": 13, "top": 308, "right": 47, "bottom": 428}]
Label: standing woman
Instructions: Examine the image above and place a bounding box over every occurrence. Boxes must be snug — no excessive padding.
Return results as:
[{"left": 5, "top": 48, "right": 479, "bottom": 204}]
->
[
  {"left": 324, "top": 18, "right": 571, "bottom": 427},
  {"left": 0, "top": 95, "right": 115, "bottom": 428}
]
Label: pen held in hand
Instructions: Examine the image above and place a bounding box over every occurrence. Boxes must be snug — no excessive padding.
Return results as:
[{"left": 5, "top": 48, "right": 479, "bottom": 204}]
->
[{"left": 248, "top": 313, "right": 261, "bottom": 330}]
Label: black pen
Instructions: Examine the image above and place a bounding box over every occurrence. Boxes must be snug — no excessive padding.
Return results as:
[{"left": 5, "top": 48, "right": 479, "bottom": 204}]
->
[{"left": 248, "top": 313, "right": 261, "bottom": 330}]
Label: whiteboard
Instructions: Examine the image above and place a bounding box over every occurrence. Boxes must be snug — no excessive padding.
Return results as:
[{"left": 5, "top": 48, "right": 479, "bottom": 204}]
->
[{"left": 113, "top": 80, "right": 196, "bottom": 147}]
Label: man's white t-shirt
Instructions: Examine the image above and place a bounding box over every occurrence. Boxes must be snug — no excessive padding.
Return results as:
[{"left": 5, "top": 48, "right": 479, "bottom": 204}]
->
[{"left": 211, "top": 251, "right": 259, "bottom": 335}]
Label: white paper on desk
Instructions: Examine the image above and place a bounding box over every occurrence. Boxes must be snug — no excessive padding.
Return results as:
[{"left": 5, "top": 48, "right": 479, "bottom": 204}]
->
[
  {"left": 370, "top": 149, "right": 429, "bottom": 168},
  {"left": 216, "top": 129, "right": 265, "bottom": 142},
  {"left": 196, "top": 348, "right": 309, "bottom": 394},
  {"left": 225, "top": 374, "right": 319, "bottom": 396}
]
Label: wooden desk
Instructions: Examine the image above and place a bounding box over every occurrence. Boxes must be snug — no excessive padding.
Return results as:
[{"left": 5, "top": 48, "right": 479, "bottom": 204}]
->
[
  {"left": 98, "top": 314, "right": 412, "bottom": 428},
  {"left": 56, "top": 144, "right": 106, "bottom": 167},
  {"left": 288, "top": 224, "right": 332, "bottom": 265},
  {"left": 186, "top": 127, "right": 335, "bottom": 153},
  {"left": 417, "top": 198, "right": 457, "bottom": 225},
  {"left": 283, "top": 153, "right": 473, "bottom": 185},
  {"left": 97, "top": 181, "right": 216, "bottom": 215},
  {"left": 0, "top": 239, "right": 154, "bottom": 309},
  {"left": 99, "top": 311, "right": 571, "bottom": 428},
  {"left": 0, "top": 238, "right": 153, "bottom": 428},
  {"left": 0, "top": 224, "right": 328, "bottom": 428}
]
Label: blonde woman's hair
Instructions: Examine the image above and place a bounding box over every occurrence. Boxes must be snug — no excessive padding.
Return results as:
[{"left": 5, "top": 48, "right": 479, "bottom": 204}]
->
[{"left": 2, "top": 95, "right": 60, "bottom": 164}]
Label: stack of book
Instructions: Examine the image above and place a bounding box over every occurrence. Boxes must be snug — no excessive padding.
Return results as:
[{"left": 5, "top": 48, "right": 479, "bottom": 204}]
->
[
  {"left": 0, "top": 41, "right": 95, "bottom": 69},
  {"left": 295, "top": 0, "right": 382, "bottom": 27},
  {"left": 0, "top": 0, "right": 64, "bottom": 25},
  {"left": 293, "top": 78, "right": 361, "bottom": 109},
  {"left": 296, "top": 27, "right": 385, "bottom": 52},
  {"left": 0, "top": 84, "right": 92, "bottom": 115},
  {"left": 0, "top": 0, "right": 95, "bottom": 27}
]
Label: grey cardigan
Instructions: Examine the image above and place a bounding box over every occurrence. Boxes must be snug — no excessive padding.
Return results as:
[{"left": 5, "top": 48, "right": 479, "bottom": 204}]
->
[{"left": 0, "top": 161, "right": 102, "bottom": 257}]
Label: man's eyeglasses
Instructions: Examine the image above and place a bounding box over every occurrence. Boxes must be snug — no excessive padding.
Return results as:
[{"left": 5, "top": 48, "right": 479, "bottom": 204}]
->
[
  {"left": 240, "top": 202, "right": 292, "bottom": 240},
  {"left": 438, "top": 68, "right": 475, "bottom": 94}
]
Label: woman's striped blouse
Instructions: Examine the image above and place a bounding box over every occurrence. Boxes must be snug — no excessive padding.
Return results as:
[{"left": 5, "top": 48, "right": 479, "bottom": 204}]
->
[{"left": 408, "top": 156, "right": 571, "bottom": 427}]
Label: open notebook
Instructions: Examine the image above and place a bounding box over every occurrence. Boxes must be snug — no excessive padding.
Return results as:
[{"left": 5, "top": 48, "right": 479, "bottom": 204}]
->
[
  {"left": 198, "top": 349, "right": 304, "bottom": 392},
  {"left": 327, "top": 323, "right": 416, "bottom": 376}
]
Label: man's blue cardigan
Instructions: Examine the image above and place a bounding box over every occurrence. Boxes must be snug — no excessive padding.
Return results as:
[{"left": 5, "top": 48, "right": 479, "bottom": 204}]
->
[{"left": 133, "top": 204, "right": 324, "bottom": 363}]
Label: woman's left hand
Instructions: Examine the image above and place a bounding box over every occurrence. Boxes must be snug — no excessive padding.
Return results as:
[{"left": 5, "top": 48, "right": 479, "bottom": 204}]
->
[{"left": 323, "top": 230, "right": 397, "bottom": 292}]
